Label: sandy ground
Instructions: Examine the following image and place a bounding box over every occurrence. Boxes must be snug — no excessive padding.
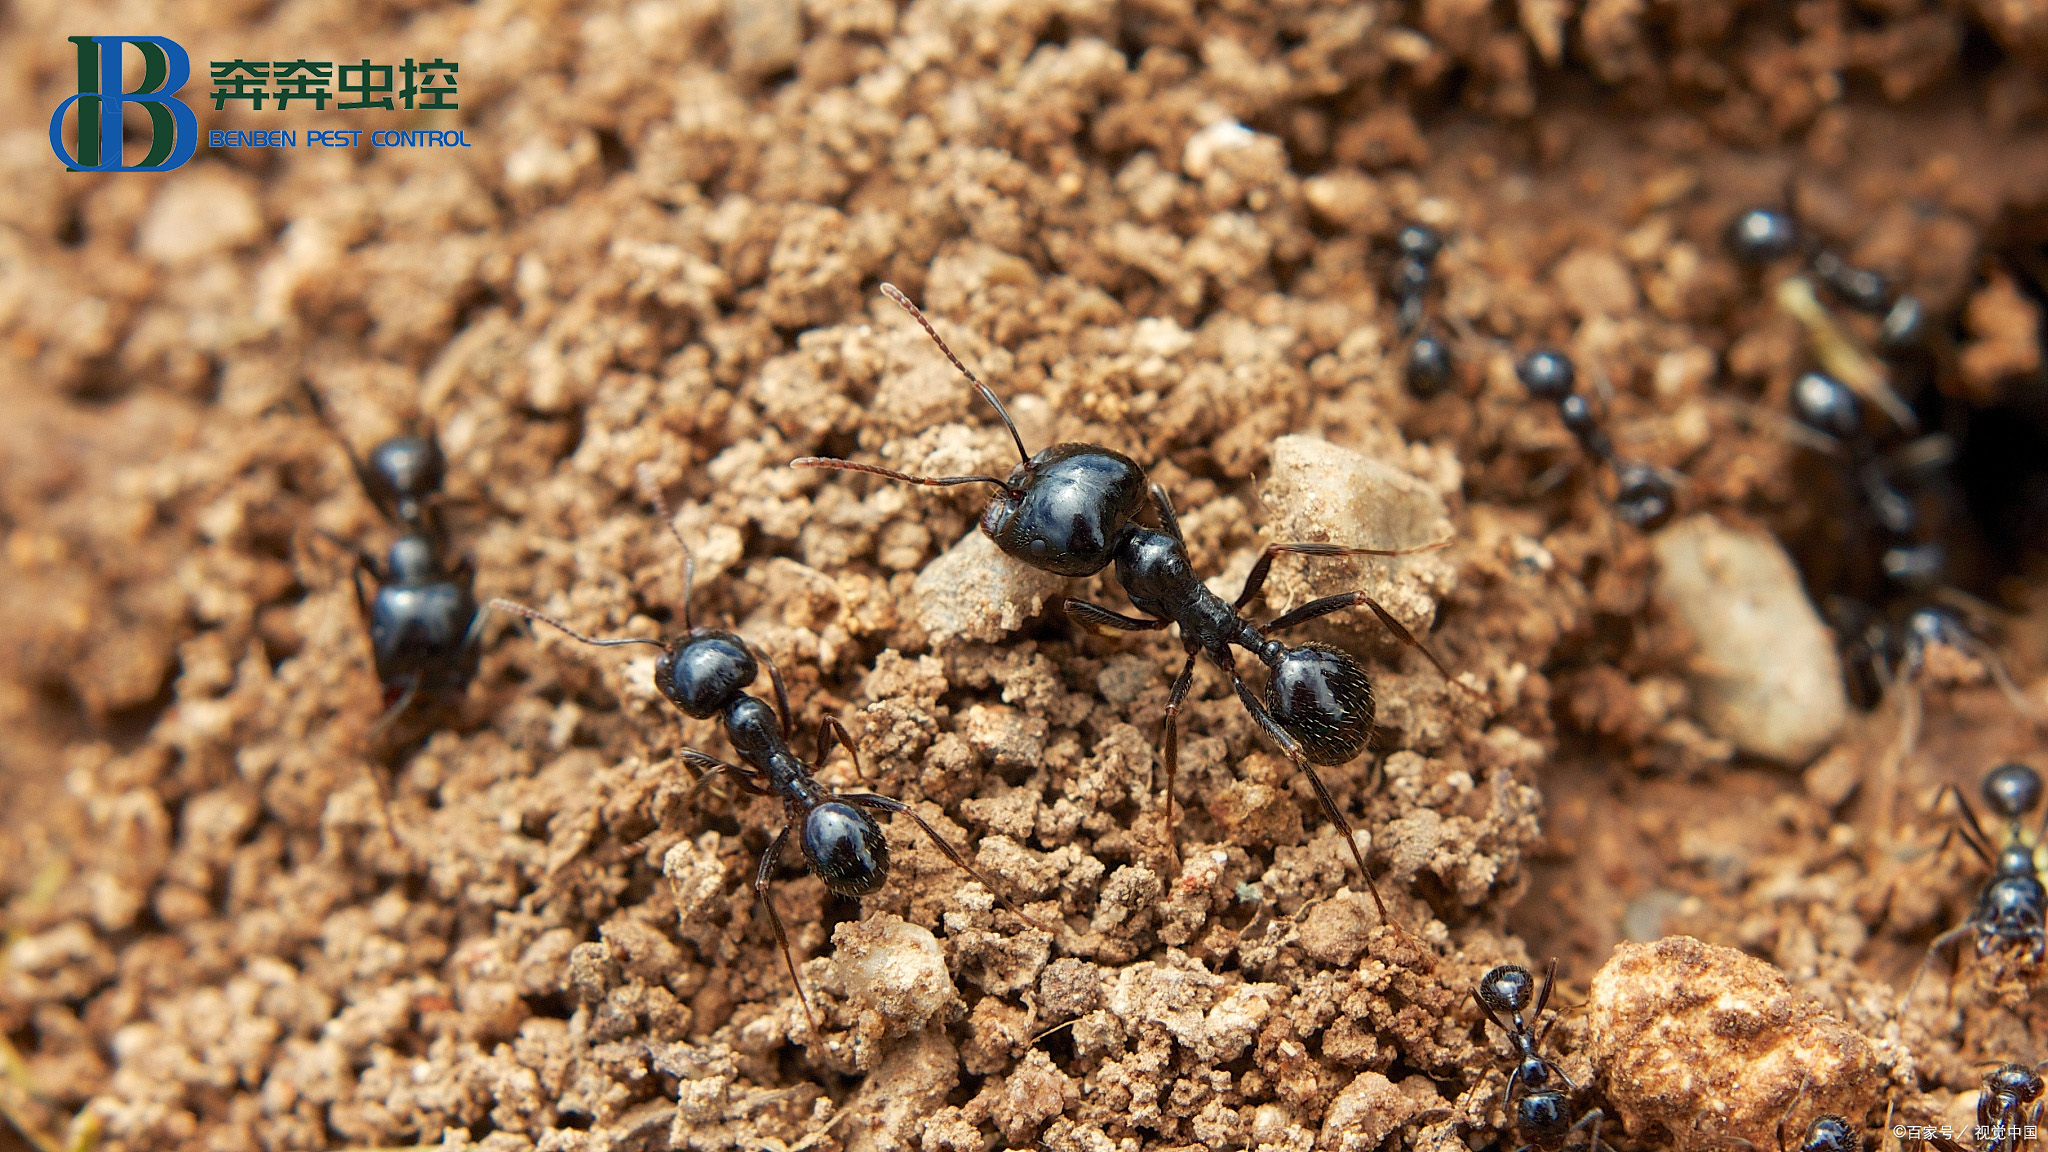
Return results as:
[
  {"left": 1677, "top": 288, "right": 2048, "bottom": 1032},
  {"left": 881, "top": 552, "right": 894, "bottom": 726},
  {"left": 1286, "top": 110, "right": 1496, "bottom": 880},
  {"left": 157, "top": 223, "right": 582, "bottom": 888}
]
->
[{"left": 4, "top": 1, "right": 2048, "bottom": 1150}]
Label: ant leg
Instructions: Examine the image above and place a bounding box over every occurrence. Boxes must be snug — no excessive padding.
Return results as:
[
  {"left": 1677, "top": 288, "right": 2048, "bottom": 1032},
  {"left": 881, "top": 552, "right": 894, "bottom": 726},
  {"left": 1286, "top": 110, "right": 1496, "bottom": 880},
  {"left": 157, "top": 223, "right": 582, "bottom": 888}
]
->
[
  {"left": 1224, "top": 667, "right": 1406, "bottom": 937},
  {"left": 1899, "top": 921, "right": 1974, "bottom": 1015},
  {"left": 1264, "top": 591, "right": 1476, "bottom": 698},
  {"left": 1234, "top": 539, "right": 1453, "bottom": 613},
  {"left": 754, "top": 824, "right": 821, "bottom": 1042},
  {"left": 1158, "top": 654, "right": 1198, "bottom": 869},
  {"left": 1150, "top": 483, "right": 1184, "bottom": 544},
  {"left": 839, "top": 793, "right": 1055, "bottom": 934},
  {"left": 298, "top": 379, "right": 380, "bottom": 501},
  {"left": 1936, "top": 784, "right": 1997, "bottom": 867},
  {"left": 1064, "top": 598, "right": 1168, "bottom": 633},
  {"left": 1567, "top": 1108, "right": 1606, "bottom": 1152},
  {"left": 816, "top": 715, "right": 866, "bottom": 781},
  {"left": 745, "top": 639, "right": 794, "bottom": 742}
]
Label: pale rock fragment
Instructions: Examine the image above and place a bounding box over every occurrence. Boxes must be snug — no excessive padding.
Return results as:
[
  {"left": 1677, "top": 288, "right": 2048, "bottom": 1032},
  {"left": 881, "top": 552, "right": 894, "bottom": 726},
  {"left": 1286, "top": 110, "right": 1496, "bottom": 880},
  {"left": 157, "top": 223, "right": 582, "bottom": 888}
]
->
[
  {"left": 913, "top": 529, "right": 1064, "bottom": 645},
  {"left": 1650, "top": 515, "right": 1847, "bottom": 764},
  {"left": 1587, "top": 936, "right": 1880, "bottom": 1150}
]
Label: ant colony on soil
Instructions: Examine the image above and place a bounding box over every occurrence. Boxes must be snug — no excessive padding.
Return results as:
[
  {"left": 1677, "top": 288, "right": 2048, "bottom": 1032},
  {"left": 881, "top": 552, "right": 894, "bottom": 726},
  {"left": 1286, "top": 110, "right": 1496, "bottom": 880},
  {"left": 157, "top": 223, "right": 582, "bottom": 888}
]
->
[{"left": 7, "top": 4, "right": 2048, "bottom": 1152}]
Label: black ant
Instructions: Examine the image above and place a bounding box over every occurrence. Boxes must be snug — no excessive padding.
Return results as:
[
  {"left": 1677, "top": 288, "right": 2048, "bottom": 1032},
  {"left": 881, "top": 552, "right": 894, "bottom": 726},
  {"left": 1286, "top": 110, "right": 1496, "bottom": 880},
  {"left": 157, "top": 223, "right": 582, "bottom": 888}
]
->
[
  {"left": 1516, "top": 350, "right": 1677, "bottom": 532},
  {"left": 1062, "top": 481, "right": 1466, "bottom": 928},
  {"left": 1726, "top": 206, "right": 1925, "bottom": 348},
  {"left": 793, "top": 284, "right": 1149, "bottom": 579},
  {"left": 1903, "top": 762, "right": 2048, "bottom": 1010},
  {"left": 795, "top": 285, "right": 1474, "bottom": 928},
  {"left": 1922, "top": 1063, "right": 2046, "bottom": 1152},
  {"left": 1389, "top": 223, "right": 1454, "bottom": 398},
  {"left": 1472, "top": 961, "right": 1607, "bottom": 1152},
  {"left": 490, "top": 469, "right": 1040, "bottom": 1041},
  {"left": 300, "top": 382, "right": 485, "bottom": 731}
]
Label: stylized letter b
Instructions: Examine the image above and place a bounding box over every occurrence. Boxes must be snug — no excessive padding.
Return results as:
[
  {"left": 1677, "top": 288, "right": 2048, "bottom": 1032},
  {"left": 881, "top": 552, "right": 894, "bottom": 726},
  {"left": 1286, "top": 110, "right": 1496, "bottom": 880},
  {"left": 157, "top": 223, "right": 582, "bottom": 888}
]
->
[{"left": 49, "top": 36, "right": 198, "bottom": 172}]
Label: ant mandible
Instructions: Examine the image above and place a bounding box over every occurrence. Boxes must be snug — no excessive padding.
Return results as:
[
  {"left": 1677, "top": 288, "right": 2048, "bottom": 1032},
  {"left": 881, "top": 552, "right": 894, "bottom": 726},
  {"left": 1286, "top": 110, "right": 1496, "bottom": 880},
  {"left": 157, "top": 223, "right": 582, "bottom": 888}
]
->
[
  {"left": 1472, "top": 961, "right": 1607, "bottom": 1152},
  {"left": 490, "top": 468, "right": 1041, "bottom": 1041},
  {"left": 796, "top": 285, "right": 1472, "bottom": 927},
  {"left": 301, "top": 381, "right": 485, "bottom": 731},
  {"left": 1903, "top": 762, "right": 2048, "bottom": 1010}
]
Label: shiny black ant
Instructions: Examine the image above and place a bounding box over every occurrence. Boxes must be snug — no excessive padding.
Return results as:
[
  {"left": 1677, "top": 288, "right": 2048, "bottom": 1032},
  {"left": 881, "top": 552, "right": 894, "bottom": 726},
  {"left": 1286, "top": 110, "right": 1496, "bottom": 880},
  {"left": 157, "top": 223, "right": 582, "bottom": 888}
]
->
[
  {"left": 300, "top": 382, "right": 484, "bottom": 730},
  {"left": 1922, "top": 1063, "right": 2046, "bottom": 1152},
  {"left": 490, "top": 469, "right": 1040, "bottom": 1040},
  {"left": 1726, "top": 206, "right": 1926, "bottom": 350},
  {"left": 1389, "top": 224, "right": 1454, "bottom": 398},
  {"left": 796, "top": 285, "right": 1473, "bottom": 927},
  {"left": 1516, "top": 350, "right": 1676, "bottom": 532},
  {"left": 1903, "top": 762, "right": 2048, "bottom": 1010},
  {"left": 1472, "top": 961, "right": 1607, "bottom": 1152}
]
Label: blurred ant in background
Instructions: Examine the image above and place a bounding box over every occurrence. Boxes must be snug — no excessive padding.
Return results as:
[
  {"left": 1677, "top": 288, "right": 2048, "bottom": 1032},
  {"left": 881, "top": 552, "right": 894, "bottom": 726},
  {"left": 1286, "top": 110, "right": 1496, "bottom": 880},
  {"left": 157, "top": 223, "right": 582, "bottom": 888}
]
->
[
  {"left": 1389, "top": 224, "right": 1456, "bottom": 399},
  {"left": 493, "top": 468, "right": 1043, "bottom": 1041},
  {"left": 798, "top": 284, "right": 1477, "bottom": 937},
  {"left": 1517, "top": 349, "right": 1678, "bottom": 532},
  {"left": 300, "top": 382, "right": 485, "bottom": 736},
  {"left": 1902, "top": 762, "right": 2048, "bottom": 1010}
]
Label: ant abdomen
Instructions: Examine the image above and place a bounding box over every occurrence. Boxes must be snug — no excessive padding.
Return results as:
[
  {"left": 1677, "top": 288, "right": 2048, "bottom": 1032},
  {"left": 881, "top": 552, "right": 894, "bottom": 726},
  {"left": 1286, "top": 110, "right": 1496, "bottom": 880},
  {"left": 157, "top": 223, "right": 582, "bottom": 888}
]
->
[
  {"left": 1267, "top": 643, "right": 1376, "bottom": 766},
  {"left": 802, "top": 802, "right": 891, "bottom": 897},
  {"left": 1984, "top": 761, "right": 2043, "bottom": 820},
  {"left": 653, "top": 630, "right": 759, "bottom": 718},
  {"left": 1479, "top": 963, "right": 1535, "bottom": 1014},
  {"left": 982, "top": 443, "right": 1149, "bottom": 577}
]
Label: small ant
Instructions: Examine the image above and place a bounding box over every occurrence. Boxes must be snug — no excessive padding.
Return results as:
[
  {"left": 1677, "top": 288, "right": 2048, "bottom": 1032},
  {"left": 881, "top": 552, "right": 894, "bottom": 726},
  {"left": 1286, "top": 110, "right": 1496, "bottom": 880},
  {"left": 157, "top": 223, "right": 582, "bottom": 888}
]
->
[
  {"left": 1389, "top": 224, "right": 1454, "bottom": 398},
  {"left": 300, "top": 382, "right": 485, "bottom": 731},
  {"left": 1922, "top": 1064, "right": 2046, "bottom": 1152},
  {"left": 1726, "top": 206, "right": 1925, "bottom": 346},
  {"left": 1472, "top": 961, "right": 1607, "bottom": 1152},
  {"left": 1903, "top": 763, "right": 2048, "bottom": 1010},
  {"left": 1517, "top": 350, "right": 1676, "bottom": 532},
  {"left": 796, "top": 285, "right": 1472, "bottom": 927},
  {"left": 490, "top": 469, "right": 1040, "bottom": 1040},
  {"left": 793, "top": 284, "right": 1149, "bottom": 579}
]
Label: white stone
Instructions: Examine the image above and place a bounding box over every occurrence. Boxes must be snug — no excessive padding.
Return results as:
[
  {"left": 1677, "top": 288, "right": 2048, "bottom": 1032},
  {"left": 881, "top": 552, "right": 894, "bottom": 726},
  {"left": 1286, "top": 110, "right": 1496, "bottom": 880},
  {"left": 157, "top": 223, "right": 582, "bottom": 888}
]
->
[
  {"left": 1651, "top": 515, "right": 1847, "bottom": 765},
  {"left": 913, "top": 529, "right": 1064, "bottom": 645}
]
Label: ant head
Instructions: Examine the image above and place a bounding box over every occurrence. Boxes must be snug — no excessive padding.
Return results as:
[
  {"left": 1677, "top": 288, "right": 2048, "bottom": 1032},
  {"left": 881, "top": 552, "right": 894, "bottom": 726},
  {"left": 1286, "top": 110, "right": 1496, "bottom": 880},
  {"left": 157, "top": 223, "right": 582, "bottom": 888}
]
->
[
  {"left": 652, "top": 629, "right": 757, "bottom": 719},
  {"left": 1799, "top": 1116, "right": 1858, "bottom": 1152},
  {"left": 980, "top": 443, "right": 1148, "bottom": 577},
  {"left": 1478, "top": 963, "right": 1535, "bottom": 1016},
  {"left": 1266, "top": 642, "right": 1374, "bottom": 767},
  {"left": 1987, "top": 1063, "right": 2045, "bottom": 1104},
  {"left": 386, "top": 534, "right": 439, "bottom": 586},
  {"left": 1726, "top": 207, "right": 1801, "bottom": 266},
  {"left": 365, "top": 434, "right": 446, "bottom": 525},
  {"left": 1516, "top": 350, "right": 1576, "bottom": 401},
  {"left": 802, "top": 800, "right": 889, "bottom": 897},
  {"left": 1613, "top": 463, "right": 1676, "bottom": 532},
  {"left": 1791, "top": 372, "right": 1862, "bottom": 440},
  {"left": 1984, "top": 763, "right": 2043, "bottom": 821}
]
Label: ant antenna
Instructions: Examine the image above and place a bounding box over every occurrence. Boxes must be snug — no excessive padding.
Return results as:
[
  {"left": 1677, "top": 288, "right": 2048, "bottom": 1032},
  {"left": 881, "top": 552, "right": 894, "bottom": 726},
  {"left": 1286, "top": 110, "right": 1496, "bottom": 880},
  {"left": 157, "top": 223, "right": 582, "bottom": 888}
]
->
[
  {"left": 636, "top": 464, "right": 698, "bottom": 631},
  {"left": 489, "top": 598, "right": 668, "bottom": 651},
  {"left": 877, "top": 282, "right": 1032, "bottom": 468},
  {"left": 788, "top": 458, "right": 1017, "bottom": 493}
]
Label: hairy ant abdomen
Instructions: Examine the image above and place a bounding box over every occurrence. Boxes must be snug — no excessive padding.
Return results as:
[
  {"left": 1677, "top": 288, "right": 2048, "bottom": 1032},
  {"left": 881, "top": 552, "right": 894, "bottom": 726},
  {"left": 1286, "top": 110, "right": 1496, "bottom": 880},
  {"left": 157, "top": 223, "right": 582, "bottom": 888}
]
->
[{"left": 1267, "top": 643, "right": 1375, "bottom": 766}]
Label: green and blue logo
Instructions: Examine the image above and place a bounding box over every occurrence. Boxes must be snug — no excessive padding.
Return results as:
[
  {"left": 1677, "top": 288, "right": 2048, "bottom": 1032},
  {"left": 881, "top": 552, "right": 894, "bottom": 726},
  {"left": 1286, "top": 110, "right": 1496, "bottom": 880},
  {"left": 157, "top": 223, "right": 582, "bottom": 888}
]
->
[{"left": 49, "top": 35, "right": 199, "bottom": 172}]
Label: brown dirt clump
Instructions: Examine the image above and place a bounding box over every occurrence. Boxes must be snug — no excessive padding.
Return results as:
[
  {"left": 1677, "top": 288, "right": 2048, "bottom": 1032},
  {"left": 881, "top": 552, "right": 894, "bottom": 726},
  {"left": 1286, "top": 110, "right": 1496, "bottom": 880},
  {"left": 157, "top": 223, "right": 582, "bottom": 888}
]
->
[{"left": 3, "top": 2, "right": 2048, "bottom": 1152}]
